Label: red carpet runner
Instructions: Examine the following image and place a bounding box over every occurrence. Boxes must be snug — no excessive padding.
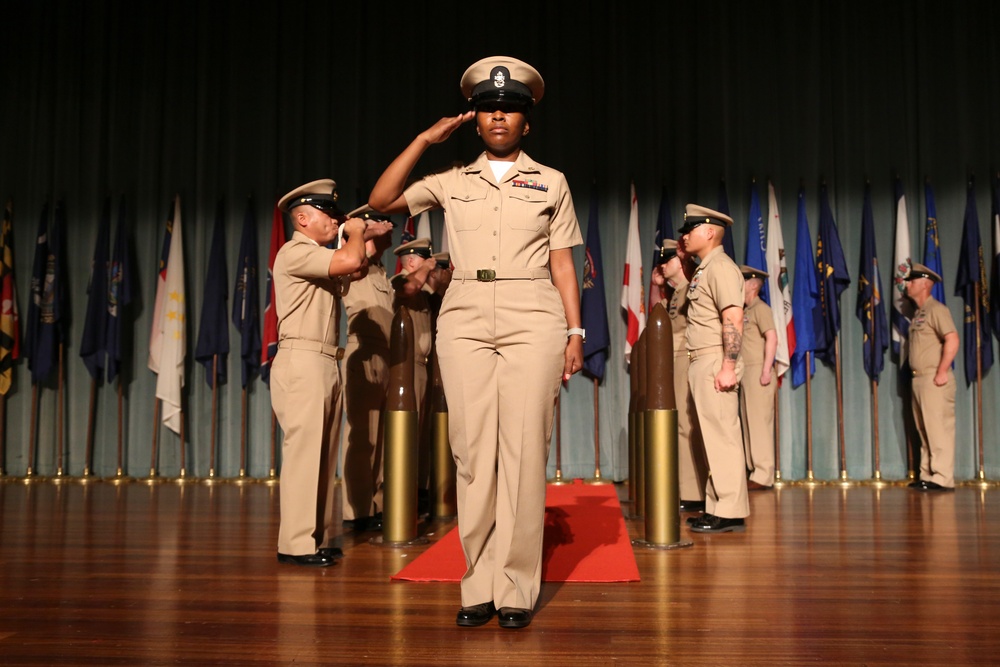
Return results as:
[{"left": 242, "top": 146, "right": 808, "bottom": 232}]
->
[{"left": 391, "top": 480, "right": 640, "bottom": 582}]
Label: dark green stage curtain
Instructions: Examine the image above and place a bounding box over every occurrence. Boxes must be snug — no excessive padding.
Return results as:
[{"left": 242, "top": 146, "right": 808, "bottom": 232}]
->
[{"left": 0, "top": 0, "right": 997, "bottom": 481}]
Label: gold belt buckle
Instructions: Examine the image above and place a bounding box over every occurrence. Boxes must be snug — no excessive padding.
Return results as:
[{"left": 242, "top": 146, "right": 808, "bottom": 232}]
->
[{"left": 476, "top": 269, "right": 496, "bottom": 282}]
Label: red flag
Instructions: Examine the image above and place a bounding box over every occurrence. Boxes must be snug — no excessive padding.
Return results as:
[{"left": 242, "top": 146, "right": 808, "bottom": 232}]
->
[
  {"left": 0, "top": 200, "right": 21, "bottom": 395},
  {"left": 620, "top": 182, "right": 645, "bottom": 363},
  {"left": 260, "top": 205, "right": 286, "bottom": 386}
]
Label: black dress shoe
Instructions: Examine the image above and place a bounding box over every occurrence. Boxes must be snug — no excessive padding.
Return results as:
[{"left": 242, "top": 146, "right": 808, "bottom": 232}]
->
[
  {"left": 907, "top": 480, "right": 922, "bottom": 489},
  {"left": 689, "top": 515, "right": 746, "bottom": 533},
  {"left": 318, "top": 546, "right": 344, "bottom": 560},
  {"left": 686, "top": 512, "right": 712, "bottom": 526},
  {"left": 456, "top": 601, "right": 496, "bottom": 627},
  {"left": 277, "top": 551, "right": 335, "bottom": 567},
  {"left": 498, "top": 607, "right": 532, "bottom": 629},
  {"left": 679, "top": 499, "right": 706, "bottom": 512},
  {"left": 916, "top": 480, "right": 953, "bottom": 492}
]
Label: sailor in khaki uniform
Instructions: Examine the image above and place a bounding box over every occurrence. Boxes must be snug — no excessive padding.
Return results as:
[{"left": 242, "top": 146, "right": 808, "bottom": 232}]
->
[
  {"left": 391, "top": 237, "right": 436, "bottom": 499},
  {"left": 340, "top": 206, "right": 396, "bottom": 530},
  {"left": 738, "top": 265, "right": 777, "bottom": 490},
  {"left": 271, "top": 179, "right": 392, "bottom": 566},
  {"left": 651, "top": 238, "right": 708, "bottom": 511},
  {"left": 680, "top": 204, "right": 748, "bottom": 533},
  {"left": 369, "top": 56, "right": 584, "bottom": 629},
  {"left": 904, "top": 262, "right": 959, "bottom": 491}
]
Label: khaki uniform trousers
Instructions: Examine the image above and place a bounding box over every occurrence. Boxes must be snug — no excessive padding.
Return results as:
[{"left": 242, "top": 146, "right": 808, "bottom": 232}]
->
[
  {"left": 740, "top": 364, "right": 776, "bottom": 487},
  {"left": 436, "top": 280, "right": 565, "bottom": 610},
  {"left": 340, "top": 334, "right": 390, "bottom": 521},
  {"left": 271, "top": 347, "right": 343, "bottom": 555},
  {"left": 674, "top": 350, "right": 708, "bottom": 500},
  {"left": 911, "top": 371, "right": 956, "bottom": 488},
  {"left": 688, "top": 348, "right": 749, "bottom": 519}
]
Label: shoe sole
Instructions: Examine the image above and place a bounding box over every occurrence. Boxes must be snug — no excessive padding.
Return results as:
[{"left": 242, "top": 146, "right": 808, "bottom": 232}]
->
[
  {"left": 276, "top": 556, "right": 334, "bottom": 567},
  {"left": 456, "top": 617, "right": 493, "bottom": 628},
  {"left": 498, "top": 618, "right": 531, "bottom": 629}
]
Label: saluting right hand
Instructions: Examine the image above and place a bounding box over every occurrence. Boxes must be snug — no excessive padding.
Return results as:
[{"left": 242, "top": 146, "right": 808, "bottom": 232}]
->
[
  {"left": 419, "top": 111, "right": 475, "bottom": 145},
  {"left": 342, "top": 217, "right": 367, "bottom": 240}
]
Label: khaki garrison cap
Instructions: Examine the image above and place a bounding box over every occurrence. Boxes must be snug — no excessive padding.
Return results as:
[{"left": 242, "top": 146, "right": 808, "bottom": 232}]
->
[
  {"left": 904, "top": 262, "right": 942, "bottom": 283},
  {"left": 432, "top": 251, "right": 451, "bottom": 268},
  {"left": 394, "top": 238, "right": 432, "bottom": 259},
  {"left": 680, "top": 204, "right": 734, "bottom": 234},
  {"left": 460, "top": 56, "right": 544, "bottom": 109},
  {"left": 740, "top": 265, "right": 770, "bottom": 280},
  {"left": 278, "top": 178, "right": 342, "bottom": 215}
]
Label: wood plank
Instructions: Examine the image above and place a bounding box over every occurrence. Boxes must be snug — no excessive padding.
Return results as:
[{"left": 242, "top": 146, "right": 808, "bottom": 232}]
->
[{"left": 0, "top": 480, "right": 998, "bottom": 665}]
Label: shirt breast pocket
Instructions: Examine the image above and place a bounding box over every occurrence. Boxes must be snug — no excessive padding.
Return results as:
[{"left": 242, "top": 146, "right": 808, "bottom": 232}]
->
[
  {"left": 447, "top": 191, "right": 487, "bottom": 231},
  {"left": 504, "top": 190, "right": 550, "bottom": 232}
]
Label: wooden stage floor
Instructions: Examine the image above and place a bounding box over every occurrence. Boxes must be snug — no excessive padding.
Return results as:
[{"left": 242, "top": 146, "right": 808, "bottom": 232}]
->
[{"left": 1, "top": 477, "right": 998, "bottom": 665}]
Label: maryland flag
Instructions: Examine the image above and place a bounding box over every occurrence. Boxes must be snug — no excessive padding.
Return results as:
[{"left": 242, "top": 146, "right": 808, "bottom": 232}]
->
[{"left": 0, "top": 200, "right": 21, "bottom": 395}]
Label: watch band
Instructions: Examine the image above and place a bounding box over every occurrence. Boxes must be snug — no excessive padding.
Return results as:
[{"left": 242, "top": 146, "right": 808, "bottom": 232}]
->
[{"left": 566, "top": 327, "right": 586, "bottom": 341}]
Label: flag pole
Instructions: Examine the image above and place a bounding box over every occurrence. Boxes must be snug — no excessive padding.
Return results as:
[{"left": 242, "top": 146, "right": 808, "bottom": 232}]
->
[
  {"left": 264, "top": 408, "right": 278, "bottom": 485},
  {"left": 773, "top": 385, "right": 784, "bottom": 487},
  {"left": 174, "top": 399, "right": 191, "bottom": 484},
  {"left": 968, "top": 282, "right": 990, "bottom": 488},
  {"left": 141, "top": 397, "right": 163, "bottom": 484},
  {"left": 586, "top": 377, "right": 610, "bottom": 485},
  {"left": 797, "top": 351, "right": 823, "bottom": 487},
  {"left": 833, "top": 335, "right": 856, "bottom": 487},
  {"left": 53, "top": 342, "right": 67, "bottom": 482},
  {"left": 24, "top": 383, "right": 39, "bottom": 481},
  {"left": 231, "top": 385, "right": 252, "bottom": 485},
  {"left": 81, "top": 377, "right": 97, "bottom": 481},
  {"left": 547, "top": 392, "right": 569, "bottom": 484},
  {"left": 864, "top": 296, "right": 888, "bottom": 488},
  {"left": 205, "top": 354, "right": 220, "bottom": 484}
]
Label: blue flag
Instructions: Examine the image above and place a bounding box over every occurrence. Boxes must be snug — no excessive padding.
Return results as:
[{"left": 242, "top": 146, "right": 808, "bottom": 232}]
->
[
  {"left": 106, "top": 195, "right": 134, "bottom": 385},
  {"left": 232, "top": 197, "right": 261, "bottom": 388},
  {"left": 716, "top": 179, "right": 737, "bottom": 261},
  {"left": 989, "top": 174, "right": 1000, "bottom": 341},
  {"left": 744, "top": 180, "right": 771, "bottom": 305},
  {"left": 855, "top": 183, "right": 889, "bottom": 382},
  {"left": 580, "top": 185, "right": 611, "bottom": 381},
  {"left": 651, "top": 185, "right": 674, "bottom": 266},
  {"left": 955, "top": 178, "right": 994, "bottom": 385},
  {"left": 194, "top": 200, "right": 230, "bottom": 389},
  {"left": 791, "top": 187, "right": 819, "bottom": 388},
  {"left": 79, "top": 197, "right": 110, "bottom": 380},
  {"left": 814, "top": 184, "right": 851, "bottom": 366},
  {"left": 923, "top": 180, "right": 946, "bottom": 305},
  {"left": 26, "top": 201, "right": 68, "bottom": 384}
]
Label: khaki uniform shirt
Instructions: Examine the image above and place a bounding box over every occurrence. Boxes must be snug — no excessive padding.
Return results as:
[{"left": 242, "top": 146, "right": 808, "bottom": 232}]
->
[
  {"left": 667, "top": 275, "right": 690, "bottom": 356},
  {"left": 343, "top": 262, "right": 393, "bottom": 348},
  {"left": 273, "top": 230, "right": 344, "bottom": 347},
  {"left": 685, "top": 245, "right": 745, "bottom": 351},
  {"left": 742, "top": 296, "right": 775, "bottom": 366},
  {"left": 403, "top": 151, "right": 582, "bottom": 272},
  {"left": 908, "top": 297, "right": 956, "bottom": 374}
]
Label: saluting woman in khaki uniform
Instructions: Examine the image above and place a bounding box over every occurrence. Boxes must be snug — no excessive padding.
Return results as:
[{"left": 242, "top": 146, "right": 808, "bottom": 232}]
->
[{"left": 370, "top": 56, "right": 584, "bottom": 630}]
